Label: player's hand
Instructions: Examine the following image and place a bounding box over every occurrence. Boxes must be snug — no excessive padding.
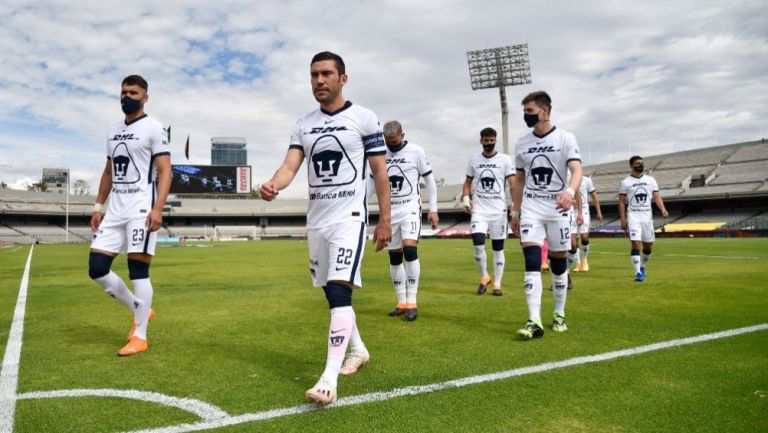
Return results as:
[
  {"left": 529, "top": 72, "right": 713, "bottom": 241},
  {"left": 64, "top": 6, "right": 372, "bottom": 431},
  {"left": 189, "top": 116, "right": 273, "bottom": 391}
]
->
[
  {"left": 260, "top": 181, "right": 279, "bottom": 201},
  {"left": 621, "top": 219, "right": 628, "bottom": 232},
  {"left": 556, "top": 191, "right": 574, "bottom": 213},
  {"left": 597, "top": 212, "right": 604, "bottom": 222},
  {"left": 577, "top": 212, "right": 584, "bottom": 226},
  {"left": 510, "top": 215, "right": 520, "bottom": 236},
  {"left": 146, "top": 209, "right": 163, "bottom": 233},
  {"left": 428, "top": 212, "right": 439, "bottom": 229},
  {"left": 662, "top": 209, "right": 669, "bottom": 218},
  {"left": 372, "top": 220, "right": 392, "bottom": 252},
  {"left": 90, "top": 212, "right": 102, "bottom": 232},
  {"left": 461, "top": 195, "right": 472, "bottom": 213}
]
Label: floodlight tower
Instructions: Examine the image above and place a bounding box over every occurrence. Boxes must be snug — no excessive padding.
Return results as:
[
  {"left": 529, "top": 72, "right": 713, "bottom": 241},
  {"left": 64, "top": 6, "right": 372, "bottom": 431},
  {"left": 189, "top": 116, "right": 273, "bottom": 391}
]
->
[{"left": 467, "top": 44, "right": 532, "bottom": 154}]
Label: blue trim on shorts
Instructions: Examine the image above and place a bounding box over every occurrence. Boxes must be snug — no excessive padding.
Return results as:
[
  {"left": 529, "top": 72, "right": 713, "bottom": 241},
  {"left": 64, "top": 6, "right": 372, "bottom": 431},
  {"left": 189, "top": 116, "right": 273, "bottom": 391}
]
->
[{"left": 349, "top": 222, "right": 366, "bottom": 284}]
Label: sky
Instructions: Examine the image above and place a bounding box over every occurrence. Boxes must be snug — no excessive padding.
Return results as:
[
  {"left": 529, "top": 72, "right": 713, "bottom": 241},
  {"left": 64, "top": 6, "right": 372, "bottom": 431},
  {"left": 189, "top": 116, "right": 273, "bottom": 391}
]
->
[{"left": 0, "top": 0, "right": 766, "bottom": 197}]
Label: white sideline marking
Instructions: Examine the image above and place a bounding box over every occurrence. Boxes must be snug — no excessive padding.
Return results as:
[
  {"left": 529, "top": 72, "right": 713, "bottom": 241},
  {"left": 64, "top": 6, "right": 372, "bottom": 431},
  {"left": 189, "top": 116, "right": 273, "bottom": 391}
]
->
[
  {"left": 126, "top": 323, "right": 768, "bottom": 433},
  {"left": 17, "top": 389, "right": 229, "bottom": 420},
  {"left": 0, "top": 245, "right": 33, "bottom": 433},
  {"left": 593, "top": 251, "right": 762, "bottom": 260}
]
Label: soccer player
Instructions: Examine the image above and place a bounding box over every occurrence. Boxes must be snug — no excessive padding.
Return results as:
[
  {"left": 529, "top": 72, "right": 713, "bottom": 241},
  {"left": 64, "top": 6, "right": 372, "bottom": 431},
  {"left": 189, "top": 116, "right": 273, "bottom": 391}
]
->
[
  {"left": 618, "top": 156, "right": 669, "bottom": 281},
  {"left": 370, "top": 120, "right": 439, "bottom": 321},
  {"left": 510, "top": 91, "right": 582, "bottom": 339},
  {"left": 462, "top": 127, "right": 515, "bottom": 296},
  {"left": 88, "top": 75, "right": 171, "bottom": 356},
  {"left": 260, "top": 52, "right": 391, "bottom": 406},
  {"left": 573, "top": 175, "right": 603, "bottom": 272}
]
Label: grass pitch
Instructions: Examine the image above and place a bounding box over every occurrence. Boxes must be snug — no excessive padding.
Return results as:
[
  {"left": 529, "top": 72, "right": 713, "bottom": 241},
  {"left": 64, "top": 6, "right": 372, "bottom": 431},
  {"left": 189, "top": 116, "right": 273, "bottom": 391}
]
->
[{"left": 1, "top": 238, "right": 767, "bottom": 432}]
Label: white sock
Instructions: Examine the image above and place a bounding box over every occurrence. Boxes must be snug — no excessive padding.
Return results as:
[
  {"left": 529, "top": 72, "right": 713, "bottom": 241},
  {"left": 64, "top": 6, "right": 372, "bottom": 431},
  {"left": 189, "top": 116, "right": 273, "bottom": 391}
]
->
[
  {"left": 568, "top": 250, "right": 579, "bottom": 268},
  {"left": 582, "top": 243, "right": 590, "bottom": 261},
  {"left": 492, "top": 250, "right": 505, "bottom": 286},
  {"left": 474, "top": 245, "right": 489, "bottom": 278},
  {"left": 130, "top": 278, "right": 153, "bottom": 340},
  {"left": 405, "top": 259, "right": 420, "bottom": 306},
  {"left": 523, "top": 272, "right": 543, "bottom": 324},
  {"left": 94, "top": 271, "right": 136, "bottom": 310},
  {"left": 348, "top": 320, "right": 367, "bottom": 355},
  {"left": 631, "top": 255, "right": 642, "bottom": 273},
  {"left": 552, "top": 272, "right": 568, "bottom": 316},
  {"left": 321, "top": 306, "right": 355, "bottom": 388},
  {"left": 390, "top": 264, "right": 406, "bottom": 307},
  {"left": 642, "top": 253, "right": 651, "bottom": 266}
]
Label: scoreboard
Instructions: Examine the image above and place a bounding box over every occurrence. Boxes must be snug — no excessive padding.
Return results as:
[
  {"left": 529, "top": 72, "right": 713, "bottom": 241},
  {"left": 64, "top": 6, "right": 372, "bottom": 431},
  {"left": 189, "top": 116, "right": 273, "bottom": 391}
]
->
[{"left": 171, "top": 165, "right": 251, "bottom": 194}]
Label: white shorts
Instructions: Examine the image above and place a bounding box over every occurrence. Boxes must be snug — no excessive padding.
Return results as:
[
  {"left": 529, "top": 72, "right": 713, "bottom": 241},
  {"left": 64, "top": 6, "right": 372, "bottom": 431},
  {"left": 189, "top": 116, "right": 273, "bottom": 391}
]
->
[
  {"left": 628, "top": 219, "right": 655, "bottom": 243},
  {"left": 569, "top": 211, "right": 578, "bottom": 237},
  {"left": 387, "top": 213, "right": 421, "bottom": 250},
  {"left": 307, "top": 222, "right": 367, "bottom": 288},
  {"left": 471, "top": 212, "right": 508, "bottom": 240},
  {"left": 519, "top": 214, "right": 572, "bottom": 252},
  {"left": 578, "top": 212, "right": 591, "bottom": 235},
  {"left": 91, "top": 216, "right": 157, "bottom": 256}
]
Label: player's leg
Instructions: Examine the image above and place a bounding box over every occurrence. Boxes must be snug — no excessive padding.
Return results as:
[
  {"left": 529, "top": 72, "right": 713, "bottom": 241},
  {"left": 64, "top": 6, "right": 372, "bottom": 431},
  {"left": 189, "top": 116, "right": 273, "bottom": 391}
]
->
[
  {"left": 119, "top": 219, "right": 158, "bottom": 356},
  {"left": 580, "top": 231, "right": 591, "bottom": 272},
  {"left": 540, "top": 239, "right": 550, "bottom": 271},
  {"left": 401, "top": 215, "right": 421, "bottom": 321},
  {"left": 567, "top": 212, "right": 580, "bottom": 272},
  {"left": 516, "top": 218, "right": 545, "bottom": 339},
  {"left": 628, "top": 220, "right": 644, "bottom": 281},
  {"left": 640, "top": 221, "right": 655, "bottom": 278},
  {"left": 387, "top": 221, "right": 406, "bottom": 316},
  {"left": 471, "top": 217, "right": 491, "bottom": 294},
  {"left": 89, "top": 218, "right": 136, "bottom": 310},
  {"left": 546, "top": 218, "right": 571, "bottom": 332},
  {"left": 489, "top": 213, "right": 507, "bottom": 296}
]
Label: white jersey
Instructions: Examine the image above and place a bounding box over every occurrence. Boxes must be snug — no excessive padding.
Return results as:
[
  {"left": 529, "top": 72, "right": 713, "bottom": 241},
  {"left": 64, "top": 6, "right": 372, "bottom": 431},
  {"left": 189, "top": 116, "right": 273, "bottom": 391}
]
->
[
  {"left": 514, "top": 127, "right": 580, "bottom": 219},
  {"left": 105, "top": 114, "right": 169, "bottom": 219},
  {"left": 579, "top": 176, "right": 596, "bottom": 215},
  {"left": 290, "top": 101, "right": 385, "bottom": 229},
  {"left": 466, "top": 152, "right": 515, "bottom": 216},
  {"left": 382, "top": 142, "right": 433, "bottom": 220},
  {"left": 619, "top": 174, "right": 659, "bottom": 221}
]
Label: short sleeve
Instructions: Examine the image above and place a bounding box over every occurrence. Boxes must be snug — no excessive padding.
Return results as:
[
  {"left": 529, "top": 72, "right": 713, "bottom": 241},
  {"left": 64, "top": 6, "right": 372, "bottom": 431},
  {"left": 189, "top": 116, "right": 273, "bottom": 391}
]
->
[
  {"left": 466, "top": 158, "right": 476, "bottom": 178},
  {"left": 151, "top": 123, "right": 171, "bottom": 156},
  {"left": 565, "top": 132, "right": 581, "bottom": 163},
  {"left": 587, "top": 177, "right": 596, "bottom": 193},
  {"left": 505, "top": 155, "right": 515, "bottom": 178},
  {"left": 651, "top": 178, "right": 660, "bottom": 192},
  {"left": 619, "top": 179, "right": 628, "bottom": 195},
  {"left": 289, "top": 120, "right": 303, "bottom": 152},
  {"left": 418, "top": 148, "right": 433, "bottom": 177},
  {"left": 361, "top": 110, "right": 385, "bottom": 156}
]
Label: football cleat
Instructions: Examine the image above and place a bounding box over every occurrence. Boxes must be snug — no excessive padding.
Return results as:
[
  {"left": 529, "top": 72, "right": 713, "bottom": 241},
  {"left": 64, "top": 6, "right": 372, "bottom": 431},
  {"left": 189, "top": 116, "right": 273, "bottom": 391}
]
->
[
  {"left": 516, "top": 320, "right": 544, "bottom": 340},
  {"left": 118, "top": 337, "right": 148, "bottom": 356},
  {"left": 128, "top": 309, "right": 155, "bottom": 341},
  {"left": 541, "top": 262, "right": 549, "bottom": 271},
  {"left": 306, "top": 377, "right": 337, "bottom": 405},
  {"left": 388, "top": 307, "right": 405, "bottom": 317},
  {"left": 640, "top": 266, "right": 646, "bottom": 278},
  {"left": 491, "top": 285, "right": 503, "bottom": 296},
  {"left": 572, "top": 262, "right": 583, "bottom": 272},
  {"left": 340, "top": 350, "right": 370, "bottom": 375},
  {"left": 405, "top": 308, "right": 418, "bottom": 321},
  {"left": 477, "top": 276, "right": 491, "bottom": 294},
  {"left": 552, "top": 314, "right": 568, "bottom": 332},
  {"left": 581, "top": 259, "right": 589, "bottom": 272},
  {"left": 634, "top": 272, "right": 645, "bottom": 282}
]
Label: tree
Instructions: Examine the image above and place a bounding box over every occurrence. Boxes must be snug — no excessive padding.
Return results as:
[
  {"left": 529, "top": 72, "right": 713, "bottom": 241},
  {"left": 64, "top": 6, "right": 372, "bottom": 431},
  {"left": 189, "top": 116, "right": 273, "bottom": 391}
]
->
[
  {"left": 0, "top": 181, "right": 7, "bottom": 189},
  {"left": 73, "top": 179, "right": 90, "bottom": 195},
  {"left": 26, "top": 179, "right": 48, "bottom": 192}
]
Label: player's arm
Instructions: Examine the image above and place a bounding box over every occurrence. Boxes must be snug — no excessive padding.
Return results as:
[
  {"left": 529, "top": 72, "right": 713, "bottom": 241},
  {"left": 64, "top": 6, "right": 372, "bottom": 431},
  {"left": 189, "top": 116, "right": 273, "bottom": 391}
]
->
[
  {"left": 423, "top": 172, "right": 439, "bottom": 229},
  {"left": 260, "top": 148, "right": 303, "bottom": 201},
  {"left": 506, "top": 174, "right": 515, "bottom": 220},
  {"left": 146, "top": 155, "right": 171, "bottom": 233},
  {"left": 461, "top": 176, "right": 473, "bottom": 213},
  {"left": 369, "top": 154, "right": 392, "bottom": 251},
  {"left": 590, "top": 191, "right": 603, "bottom": 221},
  {"left": 510, "top": 169, "right": 525, "bottom": 235},
  {"left": 557, "top": 160, "right": 582, "bottom": 212},
  {"left": 90, "top": 159, "right": 113, "bottom": 231},
  {"left": 653, "top": 191, "right": 669, "bottom": 218},
  {"left": 618, "top": 193, "right": 628, "bottom": 231},
  {"left": 575, "top": 188, "right": 583, "bottom": 226}
]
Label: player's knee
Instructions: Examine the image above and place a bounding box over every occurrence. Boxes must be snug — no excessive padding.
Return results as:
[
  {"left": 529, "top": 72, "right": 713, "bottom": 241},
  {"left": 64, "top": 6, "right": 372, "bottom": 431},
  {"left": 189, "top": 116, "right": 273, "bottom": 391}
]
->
[
  {"left": 582, "top": 239, "right": 590, "bottom": 246},
  {"left": 88, "top": 253, "right": 114, "bottom": 279},
  {"left": 642, "top": 248, "right": 652, "bottom": 255},
  {"left": 323, "top": 282, "right": 352, "bottom": 309},
  {"left": 471, "top": 233, "right": 485, "bottom": 246},
  {"left": 491, "top": 239, "right": 504, "bottom": 251},
  {"left": 389, "top": 251, "right": 404, "bottom": 265},
  {"left": 550, "top": 257, "right": 568, "bottom": 275},
  {"left": 569, "top": 248, "right": 578, "bottom": 254},
  {"left": 127, "top": 259, "right": 150, "bottom": 280},
  {"left": 403, "top": 246, "right": 418, "bottom": 262},
  {"left": 631, "top": 248, "right": 640, "bottom": 256},
  {"left": 523, "top": 246, "right": 542, "bottom": 272}
]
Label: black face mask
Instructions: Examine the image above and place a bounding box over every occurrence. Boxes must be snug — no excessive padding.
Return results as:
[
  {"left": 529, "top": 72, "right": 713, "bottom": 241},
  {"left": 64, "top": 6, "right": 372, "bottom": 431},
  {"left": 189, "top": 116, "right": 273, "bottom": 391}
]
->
[
  {"left": 482, "top": 142, "right": 496, "bottom": 152},
  {"left": 121, "top": 96, "right": 142, "bottom": 115},
  {"left": 524, "top": 112, "right": 540, "bottom": 128},
  {"left": 634, "top": 164, "right": 644, "bottom": 173},
  {"left": 387, "top": 141, "right": 404, "bottom": 153}
]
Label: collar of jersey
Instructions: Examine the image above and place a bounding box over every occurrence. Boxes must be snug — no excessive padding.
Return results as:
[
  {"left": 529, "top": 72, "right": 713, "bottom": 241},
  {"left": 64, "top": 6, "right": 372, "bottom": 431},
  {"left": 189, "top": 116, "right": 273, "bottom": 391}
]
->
[
  {"left": 533, "top": 125, "right": 557, "bottom": 139},
  {"left": 631, "top": 173, "right": 645, "bottom": 179},
  {"left": 321, "top": 100, "right": 353, "bottom": 116},
  {"left": 124, "top": 114, "right": 148, "bottom": 127},
  {"left": 481, "top": 151, "right": 498, "bottom": 159}
]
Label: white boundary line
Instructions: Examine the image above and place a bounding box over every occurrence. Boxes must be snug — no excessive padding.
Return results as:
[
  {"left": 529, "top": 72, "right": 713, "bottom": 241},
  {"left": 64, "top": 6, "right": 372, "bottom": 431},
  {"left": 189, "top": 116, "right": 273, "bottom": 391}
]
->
[
  {"left": 0, "top": 245, "right": 33, "bottom": 433},
  {"left": 17, "top": 389, "right": 229, "bottom": 420},
  {"left": 593, "top": 251, "right": 763, "bottom": 260},
  {"left": 126, "top": 323, "right": 768, "bottom": 433}
]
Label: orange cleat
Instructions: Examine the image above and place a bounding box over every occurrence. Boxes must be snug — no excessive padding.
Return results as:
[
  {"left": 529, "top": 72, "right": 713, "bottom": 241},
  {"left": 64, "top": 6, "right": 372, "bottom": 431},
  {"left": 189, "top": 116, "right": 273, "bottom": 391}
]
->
[
  {"left": 118, "top": 337, "right": 148, "bottom": 356},
  {"left": 127, "top": 309, "right": 155, "bottom": 341}
]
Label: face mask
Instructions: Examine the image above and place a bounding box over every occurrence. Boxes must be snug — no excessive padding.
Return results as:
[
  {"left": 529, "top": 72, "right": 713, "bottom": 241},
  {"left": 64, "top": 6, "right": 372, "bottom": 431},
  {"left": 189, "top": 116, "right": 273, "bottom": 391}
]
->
[
  {"left": 634, "top": 164, "right": 644, "bottom": 173},
  {"left": 482, "top": 142, "right": 496, "bottom": 152},
  {"left": 121, "top": 96, "right": 142, "bottom": 115},
  {"left": 387, "top": 142, "right": 404, "bottom": 153},
  {"left": 524, "top": 112, "right": 540, "bottom": 127}
]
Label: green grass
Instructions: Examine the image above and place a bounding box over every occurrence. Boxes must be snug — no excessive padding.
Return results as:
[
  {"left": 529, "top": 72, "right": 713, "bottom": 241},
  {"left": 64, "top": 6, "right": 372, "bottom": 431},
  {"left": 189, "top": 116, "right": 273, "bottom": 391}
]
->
[{"left": 2, "top": 238, "right": 767, "bottom": 432}]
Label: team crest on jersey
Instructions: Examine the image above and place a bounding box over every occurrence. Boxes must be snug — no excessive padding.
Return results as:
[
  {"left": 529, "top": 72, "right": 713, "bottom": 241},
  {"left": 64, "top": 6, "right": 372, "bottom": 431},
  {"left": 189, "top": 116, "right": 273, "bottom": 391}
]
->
[
  {"left": 387, "top": 165, "right": 413, "bottom": 198},
  {"left": 478, "top": 169, "right": 501, "bottom": 193},
  {"left": 111, "top": 142, "right": 141, "bottom": 184},
  {"left": 633, "top": 187, "right": 649, "bottom": 204},
  {"left": 308, "top": 135, "right": 356, "bottom": 187},
  {"left": 528, "top": 155, "right": 564, "bottom": 192}
]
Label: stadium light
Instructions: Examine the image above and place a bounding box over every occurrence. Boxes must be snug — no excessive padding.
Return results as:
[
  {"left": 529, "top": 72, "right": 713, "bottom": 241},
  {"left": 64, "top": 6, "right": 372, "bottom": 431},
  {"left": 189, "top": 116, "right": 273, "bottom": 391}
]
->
[{"left": 467, "top": 43, "right": 532, "bottom": 154}]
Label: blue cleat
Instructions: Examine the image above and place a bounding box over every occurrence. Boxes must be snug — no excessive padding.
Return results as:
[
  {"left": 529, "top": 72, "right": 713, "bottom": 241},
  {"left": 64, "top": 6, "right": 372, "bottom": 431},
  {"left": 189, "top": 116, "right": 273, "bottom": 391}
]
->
[
  {"left": 634, "top": 271, "right": 645, "bottom": 282},
  {"left": 640, "top": 266, "right": 647, "bottom": 278}
]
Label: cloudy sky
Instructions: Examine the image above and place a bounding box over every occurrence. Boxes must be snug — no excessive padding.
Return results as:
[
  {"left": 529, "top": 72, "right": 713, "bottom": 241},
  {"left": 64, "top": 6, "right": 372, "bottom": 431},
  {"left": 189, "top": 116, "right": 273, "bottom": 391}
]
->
[{"left": 0, "top": 0, "right": 765, "bottom": 197}]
